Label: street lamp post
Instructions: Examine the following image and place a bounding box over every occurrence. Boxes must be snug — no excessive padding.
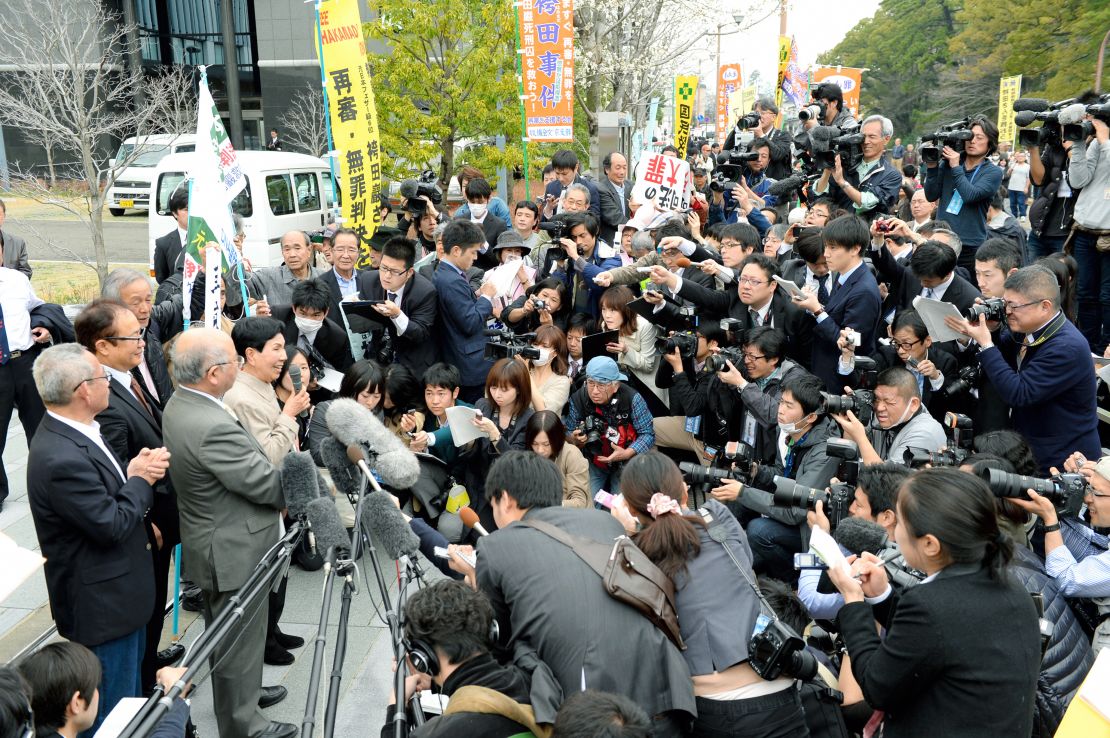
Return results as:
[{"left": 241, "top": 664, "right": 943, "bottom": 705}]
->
[{"left": 712, "top": 12, "right": 745, "bottom": 136}]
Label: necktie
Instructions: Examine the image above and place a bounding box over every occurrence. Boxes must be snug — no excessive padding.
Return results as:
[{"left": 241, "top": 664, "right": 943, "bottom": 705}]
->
[
  {"left": 387, "top": 291, "right": 398, "bottom": 304},
  {"left": 816, "top": 274, "right": 830, "bottom": 304},
  {"left": 0, "top": 302, "right": 10, "bottom": 365},
  {"left": 135, "top": 357, "right": 160, "bottom": 402},
  {"left": 925, "top": 287, "right": 936, "bottom": 299},
  {"left": 749, "top": 308, "right": 762, "bottom": 327},
  {"left": 1018, "top": 337, "right": 1033, "bottom": 369},
  {"left": 129, "top": 374, "right": 154, "bottom": 417}
]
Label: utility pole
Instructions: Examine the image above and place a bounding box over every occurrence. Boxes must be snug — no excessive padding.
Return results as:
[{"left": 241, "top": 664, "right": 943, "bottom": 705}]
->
[
  {"left": 1096, "top": 27, "right": 1110, "bottom": 93},
  {"left": 219, "top": 0, "right": 244, "bottom": 149}
]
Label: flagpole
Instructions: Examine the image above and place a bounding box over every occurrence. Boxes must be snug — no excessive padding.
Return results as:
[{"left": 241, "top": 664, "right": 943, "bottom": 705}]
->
[
  {"left": 512, "top": 1, "right": 530, "bottom": 200},
  {"left": 313, "top": 1, "right": 342, "bottom": 231}
]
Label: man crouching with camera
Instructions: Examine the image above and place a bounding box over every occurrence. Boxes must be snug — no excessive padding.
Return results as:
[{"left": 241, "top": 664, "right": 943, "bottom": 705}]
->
[{"left": 831, "top": 366, "right": 946, "bottom": 465}]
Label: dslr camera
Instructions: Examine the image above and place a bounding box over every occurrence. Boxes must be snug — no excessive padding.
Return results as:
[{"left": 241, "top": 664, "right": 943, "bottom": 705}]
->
[
  {"left": 978, "top": 467, "right": 1086, "bottom": 513},
  {"left": 919, "top": 118, "right": 975, "bottom": 165},
  {"left": 398, "top": 170, "right": 443, "bottom": 214},
  {"left": 798, "top": 100, "right": 828, "bottom": 124},
  {"left": 733, "top": 111, "right": 762, "bottom": 130},
  {"left": 821, "top": 387, "right": 875, "bottom": 427},
  {"left": 659, "top": 330, "right": 700, "bottom": 360},
  {"left": 943, "top": 362, "right": 981, "bottom": 398},
  {"left": 772, "top": 475, "right": 853, "bottom": 532},
  {"left": 704, "top": 347, "right": 746, "bottom": 373},
  {"left": 679, "top": 442, "right": 754, "bottom": 488},
  {"left": 484, "top": 327, "right": 540, "bottom": 361},
  {"left": 749, "top": 614, "right": 818, "bottom": 681},
  {"left": 904, "top": 412, "right": 973, "bottom": 468},
  {"left": 966, "top": 298, "right": 1006, "bottom": 323},
  {"left": 578, "top": 415, "right": 606, "bottom": 458}
]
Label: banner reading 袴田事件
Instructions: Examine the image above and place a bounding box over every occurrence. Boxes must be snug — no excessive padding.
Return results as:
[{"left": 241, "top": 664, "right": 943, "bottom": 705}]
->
[
  {"left": 317, "top": 0, "right": 382, "bottom": 268},
  {"left": 519, "top": 0, "right": 575, "bottom": 142}
]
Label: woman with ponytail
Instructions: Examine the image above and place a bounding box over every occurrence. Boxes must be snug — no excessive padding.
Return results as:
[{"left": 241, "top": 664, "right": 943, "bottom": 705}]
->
[
  {"left": 616, "top": 452, "right": 809, "bottom": 738},
  {"left": 827, "top": 467, "right": 1042, "bottom": 737}
]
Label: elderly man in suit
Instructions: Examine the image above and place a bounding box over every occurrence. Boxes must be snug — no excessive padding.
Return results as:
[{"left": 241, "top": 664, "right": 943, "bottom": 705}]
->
[
  {"left": 457, "top": 451, "right": 696, "bottom": 734},
  {"left": 74, "top": 299, "right": 185, "bottom": 694},
  {"left": 101, "top": 268, "right": 181, "bottom": 405},
  {"left": 26, "top": 343, "right": 170, "bottom": 736},
  {"left": 161, "top": 328, "right": 297, "bottom": 738},
  {"left": 597, "top": 152, "right": 633, "bottom": 245},
  {"left": 247, "top": 230, "right": 323, "bottom": 306},
  {"left": 0, "top": 198, "right": 31, "bottom": 277}
]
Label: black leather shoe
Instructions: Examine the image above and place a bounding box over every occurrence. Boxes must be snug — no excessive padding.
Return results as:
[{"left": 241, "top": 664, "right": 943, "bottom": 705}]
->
[
  {"left": 181, "top": 589, "right": 205, "bottom": 613},
  {"left": 257, "top": 686, "right": 288, "bottom": 709},
  {"left": 264, "top": 643, "right": 294, "bottom": 666},
  {"left": 257, "top": 721, "right": 297, "bottom": 738},
  {"left": 155, "top": 643, "right": 186, "bottom": 667},
  {"left": 273, "top": 629, "right": 304, "bottom": 649}
]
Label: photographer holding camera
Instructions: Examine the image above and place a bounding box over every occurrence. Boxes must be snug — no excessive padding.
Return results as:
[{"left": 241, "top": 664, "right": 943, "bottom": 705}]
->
[
  {"left": 610, "top": 453, "right": 810, "bottom": 737},
  {"left": 922, "top": 116, "right": 1004, "bottom": 270},
  {"left": 730, "top": 97, "right": 793, "bottom": 180},
  {"left": 803, "top": 82, "right": 857, "bottom": 131},
  {"left": 1065, "top": 110, "right": 1110, "bottom": 352},
  {"left": 948, "top": 265, "right": 1100, "bottom": 473},
  {"left": 814, "top": 115, "right": 903, "bottom": 220},
  {"left": 827, "top": 468, "right": 1041, "bottom": 737},
  {"left": 547, "top": 212, "right": 623, "bottom": 318},
  {"left": 832, "top": 366, "right": 946, "bottom": 465},
  {"left": 1012, "top": 453, "right": 1110, "bottom": 652}
]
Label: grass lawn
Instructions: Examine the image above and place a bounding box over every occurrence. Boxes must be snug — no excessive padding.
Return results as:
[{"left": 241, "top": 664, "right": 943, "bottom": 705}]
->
[{"left": 30, "top": 261, "right": 147, "bottom": 305}]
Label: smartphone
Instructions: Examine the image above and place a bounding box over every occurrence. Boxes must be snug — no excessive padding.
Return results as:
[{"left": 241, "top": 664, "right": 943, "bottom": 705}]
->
[
  {"left": 594, "top": 490, "right": 620, "bottom": 509},
  {"left": 794, "top": 553, "right": 828, "bottom": 571}
]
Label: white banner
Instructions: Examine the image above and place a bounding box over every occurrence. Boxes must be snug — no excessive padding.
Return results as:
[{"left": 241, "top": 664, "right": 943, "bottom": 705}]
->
[{"left": 630, "top": 153, "right": 694, "bottom": 212}]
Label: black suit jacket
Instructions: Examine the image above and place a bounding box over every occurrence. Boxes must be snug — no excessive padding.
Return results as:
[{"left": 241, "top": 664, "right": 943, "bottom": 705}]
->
[
  {"left": 153, "top": 229, "right": 184, "bottom": 284},
  {"left": 838, "top": 564, "right": 1040, "bottom": 738},
  {"left": 357, "top": 271, "right": 439, "bottom": 378},
  {"left": 597, "top": 179, "right": 633, "bottom": 245},
  {"left": 811, "top": 264, "right": 882, "bottom": 391},
  {"left": 871, "top": 244, "right": 981, "bottom": 316},
  {"left": 270, "top": 305, "right": 354, "bottom": 375},
  {"left": 27, "top": 414, "right": 155, "bottom": 646},
  {"left": 97, "top": 377, "right": 180, "bottom": 548},
  {"left": 317, "top": 267, "right": 373, "bottom": 327}
]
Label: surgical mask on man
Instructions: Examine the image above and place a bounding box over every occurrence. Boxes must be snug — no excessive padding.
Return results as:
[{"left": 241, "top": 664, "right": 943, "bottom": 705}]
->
[
  {"left": 779, "top": 414, "right": 812, "bottom": 435},
  {"left": 295, "top": 316, "right": 324, "bottom": 335},
  {"left": 532, "top": 347, "right": 553, "bottom": 367},
  {"left": 470, "top": 203, "right": 488, "bottom": 220}
]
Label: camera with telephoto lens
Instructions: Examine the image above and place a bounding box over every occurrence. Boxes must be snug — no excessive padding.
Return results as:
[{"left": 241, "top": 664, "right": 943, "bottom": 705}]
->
[
  {"left": 679, "top": 459, "right": 751, "bottom": 488},
  {"left": 659, "top": 330, "right": 699, "bottom": 360},
  {"left": 772, "top": 475, "right": 853, "bottom": 531},
  {"left": 398, "top": 170, "right": 443, "bottom": 214},
  {"left": 578, "top": 415, "right": 605, "bottom": 458},
  {"left": 978, "top": 468, "right": 1086, "bottom": 511},
  {"left": 919, "top": 118, "right": 975, "bottom": 165},
  {"left": 966, "top": 298, "right": 1006, "bottom": 323},
  {"left": 749, "top": 615, "right": 819, "bottom": 681},
  {"left": 798, "top": 100, "right": 828, "bottom": 123},
  {"left": 816, "top": 132, "right": 865, "bottom": 171},
  {"left": 821, "top": 388, "right": 875, "bottom": 427},
  {"left": 704, "top": 347, "right": 746, "bottom": 373},
  {"left": 734, "top": 111, "right": 761, "bottom": 130},
  {"left": 484, "top": 327, "right": 540, "bottom": 361},
  {"left": 904, "top": 446, "right": 968, "bottom": 469},
  {"left": 943, "top": 363, "right": 981, "bottom": 397}
]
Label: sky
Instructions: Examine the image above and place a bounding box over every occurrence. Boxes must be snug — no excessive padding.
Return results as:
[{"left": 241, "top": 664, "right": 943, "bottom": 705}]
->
[{"left": 691, "top": 0, "right": 883, "bottom": 93}]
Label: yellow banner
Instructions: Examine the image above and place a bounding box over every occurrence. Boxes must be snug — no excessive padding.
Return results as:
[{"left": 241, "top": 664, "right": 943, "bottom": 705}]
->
[
  {"left": 317, "top": 0, "right": 382, "bottom": 268},
  {"left": 775, "top": 35, "right": 790, "bottom": 111},
  {"left": 674, "top": 74, "right": 698, "bottom": 156},
  {"left": 998, "top": 75, "right": 1023, "bottom": 147}
]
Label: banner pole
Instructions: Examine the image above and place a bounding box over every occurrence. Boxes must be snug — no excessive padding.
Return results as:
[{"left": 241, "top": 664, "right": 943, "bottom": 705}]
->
[
  {"left": 314, "top": 1, "right": 341, "bottom": 228},
  {"left": 512, "top": 1, "right": 531, "bottom": 199}
]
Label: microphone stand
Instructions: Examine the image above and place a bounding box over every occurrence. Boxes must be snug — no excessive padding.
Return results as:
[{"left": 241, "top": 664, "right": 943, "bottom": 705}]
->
[
  {"left": 301, "top": 547, "right": 340, "bottom": 738},
  {"left": 118, "top": 524, "right": 304, "bottom": 738},
  {"left": 391, "top": 553, "right": 427, "bottom": 738},
  {"left": 322, "top": 559, "right": 357, "bottom": 738}
]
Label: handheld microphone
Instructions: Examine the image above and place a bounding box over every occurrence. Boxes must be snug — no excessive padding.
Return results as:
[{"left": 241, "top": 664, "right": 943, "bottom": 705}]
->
[
  {"left": 281, "top": 451, "right": 322, "bottom": 554},
  {"left": 326, "top": 399, "right": 420, "bottom": 488},
  {"left": 288, "top": 364, "right": 309, "bottom": 418},
  {"left": 1013, "top": 111, "right": 1039, "bottom": 128},
  {"left": 360, "top": 492, "right": 420, "bottom": 560},
  {"left": 1012, "top": 98, "right": 1050, "bottom": 113},
  {"left": 306, "top": 496, "right": 348, "bottom": 570},
  {"left": 675, "top": 257, "right": 693, "bottom": 269},
  {"left": 458, "top": 506, "right": 489, "bottom": 537},
  {"left": 833, "top": 516, "right": 888, "bottom": 556}
]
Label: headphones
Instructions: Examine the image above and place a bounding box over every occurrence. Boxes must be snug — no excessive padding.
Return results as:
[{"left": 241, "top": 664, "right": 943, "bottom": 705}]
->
[{"left": 404, "top": 619, "right": 500, "bottom": 677}]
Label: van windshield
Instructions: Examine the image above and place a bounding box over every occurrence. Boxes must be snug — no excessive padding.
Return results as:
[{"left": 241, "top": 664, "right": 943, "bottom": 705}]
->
[
  {"left": 131, "top": 145, "right": 171, "bottom": 167},
  {"left": 155, "top": 171, "right": 253, "bottom": 218}
]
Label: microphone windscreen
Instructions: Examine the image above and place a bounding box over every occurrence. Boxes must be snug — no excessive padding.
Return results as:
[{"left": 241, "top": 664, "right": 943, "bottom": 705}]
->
[
  {"left": 1012, "top": 97, "right": 1050, "bottom": 113},
  {"left": 281, "top": 451, "right": 320, "bottom": 518},
  {"left": 675, "top": 257, "right": 692, "bottom": 269},
  {"left": 361, "top": 492, "right": 420, "bottom": 560},
  {"left": 833, "top": 516, "right": 888, "bottom": 556},
  {"left": 326, "top": 398, "right": 421, "bottom": 488},
  {"left": 320, "top": 436, "right": 360, "bottom": 497},
  {"left": 307, "top": 497, "right": 348, "bottom": 553},
  {"left": 459, "top": 506, "right": 482, "bottom": 531},
  {"left": 769, "top": 175, "right": 805, "bottom": 199},
  {"left": 1059, "top": 103, "right": 1088, "bottom": 126},
  {"left": 810, "top": 126, "right": 839, "bottom": 148},
  {"left": 1013, "top": 111, "right": 1039, "bottom": 128}
]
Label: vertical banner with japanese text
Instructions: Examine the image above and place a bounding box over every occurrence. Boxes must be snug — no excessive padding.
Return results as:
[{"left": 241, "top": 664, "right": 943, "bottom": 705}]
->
[
  {"left": 774, "top": 35, "right": 790, "bottom": 110},
  {"left": 998, "top": 75, "right": 1022, "bottom": 147},
  {"left": 674, "top": 74, "right": 698, "bottom": 155},
  {"left": 811, "top": 66, "right": 863, "bottom": 117},
  {"left": 782, "top": 37, "right": 808, "bottom": 109},
  {"left": 630, "top": 152, "right": 693, "bottom": 212},
  {"left": 716, "top": 63, "right": 742, "bottom": 140},
  {"left": 317, "top": 0, "right": 382, "bottom": 267},
  {"left": 518, "top": 0, "right": 575, "bottom": 142}
]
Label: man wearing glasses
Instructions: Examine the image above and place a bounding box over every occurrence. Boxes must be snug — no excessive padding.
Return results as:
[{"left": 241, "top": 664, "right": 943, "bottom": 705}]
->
[
  {"left": 26, "top": 343, "right": 170, "bottom": 736},
  {"left": 953, "top": 265, "right": 1100, "bottom": 474},
  {"left": 813, "top": 115, "right": 904, "bottom": 222}
]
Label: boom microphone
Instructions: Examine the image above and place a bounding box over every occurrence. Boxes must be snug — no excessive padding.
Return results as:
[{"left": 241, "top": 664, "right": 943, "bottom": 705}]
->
[
  {"left": 833, "top": 516, "right": 888, "bottom": 556},
  {"left": 326, "top": 399, "right": 420, "bottom": 488},
  {"left": 1013, "top": 111, "right": 1039, "bottom": 128},
  {"left": 288, "top": 364, "right": 309, "bottom": 418},
  {"left": 769, "top": 175, "right": 808, "bottom": 199},
  {"left": 1012, "top": 98, "right": 1050, "bottom": 113},
  {"left": 360, "top": 492, "right": 420, "bottom": 560},
  {"left": 1058, "top": 103, "right": 1088, "bottom": 126},
  {"left": 458, "top": 506, "right": 489, "bottom": 537},
  {"left": 307, "top": 496, "right": 349, "bottom": 569},
  {"left": 282, "top": 451, "right": 322, "bottom": 554},
  {"left": 320, "top": 436, "right": 360, "bottom": 498}
]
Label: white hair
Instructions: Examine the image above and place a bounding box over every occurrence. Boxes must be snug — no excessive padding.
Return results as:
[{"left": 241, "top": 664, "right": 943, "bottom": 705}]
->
[
  {"left": 861, "top": 115, "right": 894, "bottom": 139},
  {"left": 33, "top": 343, "right": 93, "bottom": 406},
  {"left": 566, "top": 183, "right": 591, "bottom": 205}
]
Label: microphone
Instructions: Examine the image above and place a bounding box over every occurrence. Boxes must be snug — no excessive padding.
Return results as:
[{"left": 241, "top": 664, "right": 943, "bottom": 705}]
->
[
  {"left": 769, "top": 174, "right": 808, "bottom": 199},
  {"left": 326, "top": 399, "right": 420, "bottom": 488},
  {"left": 281, "top": 451, "right": 322, "bottom": 554},
  {"left": 359, "top": 491, "right": 420, "bottom": 560},
  {"left": 1058, "top": 103, "right": 1088, "bottom": 126},
  {"left": 675, "top": 257, "right": 693, "bottom": 269},
  {"left": 288, "top": 364, "right": 309, "bottom": 418},
  {"left": 319, "top": 436, "right": 360, "bottom": 498},
  {"left": 307, "top": 496, "right": 348, "bottom": 570},
  {"left": 1012, "top": 97, "right": 1050, "bottom": 113},
  {"left": 833, "top": 516, "right": 888, "bottom": 556},
  {"left": 459, "top": 506, "right": 489, "bottom": 537},
  {"left": 809, "top": 125, "right": 840, "bottom": 151},
  {"left": 1013, "top": 110, "right": 1039, "bottom": 128}
]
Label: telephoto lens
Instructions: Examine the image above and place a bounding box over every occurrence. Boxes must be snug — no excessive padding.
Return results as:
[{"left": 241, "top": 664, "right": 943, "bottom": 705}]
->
[{"left": 977, "top": 468, "right": 1086, "bottom": 509}]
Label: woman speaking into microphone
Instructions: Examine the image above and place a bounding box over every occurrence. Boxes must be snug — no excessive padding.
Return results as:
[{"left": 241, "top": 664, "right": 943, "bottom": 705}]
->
[{"left": 827, "top": 467, "right": 1041, "bottom": 737}]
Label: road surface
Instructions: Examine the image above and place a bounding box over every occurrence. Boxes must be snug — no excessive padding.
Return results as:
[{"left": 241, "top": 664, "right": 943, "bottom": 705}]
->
[{"left": 8, "top": 212, "right": 151, "bottom": 264}]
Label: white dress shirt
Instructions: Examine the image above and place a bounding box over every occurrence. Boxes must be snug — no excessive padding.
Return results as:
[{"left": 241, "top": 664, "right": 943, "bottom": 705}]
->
[
  {"left": 386, "top": 282, "right": 410, "bottom": 335},
  {"left": 47, "top": 411, "right": 126, "bottom": 481},
  {"left": 0, "top": 267, "right": 44, "bottom": 351}
]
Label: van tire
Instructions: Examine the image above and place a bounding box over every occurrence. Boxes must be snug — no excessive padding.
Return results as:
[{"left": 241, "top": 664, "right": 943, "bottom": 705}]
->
[{"left": 109, "top": 208, "right": 125, "bottom": 217}]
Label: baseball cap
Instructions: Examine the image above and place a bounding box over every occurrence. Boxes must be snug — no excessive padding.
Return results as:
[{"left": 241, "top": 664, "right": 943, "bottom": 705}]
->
[
  {"left": 585, "top": 356, "right": 626, "bottom": 383},
  {"left": 1092, "top": 455, "right": 1110, "bottom": 484}
]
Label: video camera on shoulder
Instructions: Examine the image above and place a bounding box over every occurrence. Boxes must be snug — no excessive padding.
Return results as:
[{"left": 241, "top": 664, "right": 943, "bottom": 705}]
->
[
  {"left": 710, "top": 151, "right": 759, "bottom": 193},
  {"left": 398, "top": 170, "right": 443, "bottom": 214},
  {"left": 919, "top": 117, "right": 975, "bottom": 165},
  {"left": 977, "top": 467, "right": 1086, "bottom": 516},
  {"left": 484, "top": 327, "right": 540, "bottom": 361}
]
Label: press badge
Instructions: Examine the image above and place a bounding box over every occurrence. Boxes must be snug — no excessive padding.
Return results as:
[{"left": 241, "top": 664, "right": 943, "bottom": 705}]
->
[
  {"left": 945, "top": 188, "right": 964, "bottom": 216},
  {"left": 685, "top": 415, "right": 702, "bottom": 434}
]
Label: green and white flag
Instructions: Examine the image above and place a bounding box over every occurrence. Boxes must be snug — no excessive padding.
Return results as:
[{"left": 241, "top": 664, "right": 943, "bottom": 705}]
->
[{"left": 183, "top": 67, "right": 247, "bottom": 328}]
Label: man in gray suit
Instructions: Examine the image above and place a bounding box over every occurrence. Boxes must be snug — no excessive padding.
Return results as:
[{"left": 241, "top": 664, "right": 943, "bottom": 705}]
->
[
  {"left": 161, "top": 328, "right": 296, "bottom": 738},
  {"left": 472, "top": 451, "right": 696, "bottom": 735},
  {"left": 0, "top": 199, "right": 32, "bottom": 277}
]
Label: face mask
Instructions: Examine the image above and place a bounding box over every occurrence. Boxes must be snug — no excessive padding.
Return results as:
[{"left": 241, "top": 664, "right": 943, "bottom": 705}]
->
[
  {"left": 780, "top": 414, "right": 812, "bottom": 435},
  {"left": 891, "top": 401, "right": 916, "bottom": 427},
  {"left": 532, "top": 347, "right": 552, "bottom": 367},
  {"left": 470, "top": 203, "right": 488, "bottom": 219},
  {"left": 295, "top": 316, "right": 324, "bottom": 334}
]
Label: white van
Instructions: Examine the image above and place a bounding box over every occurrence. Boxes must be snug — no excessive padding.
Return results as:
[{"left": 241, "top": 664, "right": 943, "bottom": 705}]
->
[
  {"left": 148, "top": 150, "right": 337, "bottom": 273},
  {"left": 106, "top": 134, "right": 198, "bottom": 216}
]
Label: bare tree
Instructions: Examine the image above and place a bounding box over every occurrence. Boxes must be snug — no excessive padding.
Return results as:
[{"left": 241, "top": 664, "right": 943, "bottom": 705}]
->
[
  {"left": 279, "top": 83, "right": 328, "bottom": 157},
  {"left": 0, "top": 0, "right": 189, "bottom": 285}
]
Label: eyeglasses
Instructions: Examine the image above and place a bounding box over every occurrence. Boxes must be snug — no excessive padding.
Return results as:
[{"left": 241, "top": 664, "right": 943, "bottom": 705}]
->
[
  {"left": 742, "top": 352, "right": 766, "bottom": 361},
  {"left": 658, "top": 248, "right": 681, "bottom": 257},
  {"left": 1004, "top": 299, "right": 1044, "bottom": 313},
  {"left": 586, "top": 379, "right": 616, "bottom": 389},
  {"left": 73, "top": 373, "right": 110, "bottom": 392},
  {"left": 890, "top": 338, "right": 922, "bottom": 351},
  {"left": 379, "top": 264, "right": 410, "bottom": 278},
  {"left": 720, "top": 240, "right": 744, "bottom": 249},
  {"left": 737, "top": 276, "right": 768, "bottom": 286},
  {"left": 105, "top": 334, "right": 145, "bottom": 343}
]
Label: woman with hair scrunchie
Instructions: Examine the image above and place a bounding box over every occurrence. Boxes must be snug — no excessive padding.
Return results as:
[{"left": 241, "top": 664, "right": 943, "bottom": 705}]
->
[
  {"left": 826, "top": 467, "right": 1042, "bottom": 737},
  {"left": 613, "top": 451, "right": 810, "bottom": 737}
]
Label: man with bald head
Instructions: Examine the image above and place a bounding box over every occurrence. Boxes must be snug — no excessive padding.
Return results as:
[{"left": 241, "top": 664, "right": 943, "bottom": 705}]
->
[
  {"left": 161, "top": 328, "right": 296, "bottom": 738},
  {"left": 248, "top": 230, "right": 322, "bottom": 305}
]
